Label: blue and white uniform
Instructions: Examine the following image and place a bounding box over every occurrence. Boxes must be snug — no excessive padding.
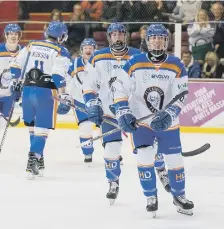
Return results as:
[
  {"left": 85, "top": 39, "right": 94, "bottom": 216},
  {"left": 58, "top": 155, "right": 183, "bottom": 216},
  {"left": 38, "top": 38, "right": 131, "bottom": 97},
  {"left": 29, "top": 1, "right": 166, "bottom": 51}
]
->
[
  {"left": 10, "top": 22, "right": 70, "bottom": 176},
  {"left": 66, "top": 38, "right": 97, "bottom": 158},
  {"left": 82, "top": 23, "right": 141, "bottom": 184},
  {"left": 113, "top": 24, "right": 193, "bottom": 215}
]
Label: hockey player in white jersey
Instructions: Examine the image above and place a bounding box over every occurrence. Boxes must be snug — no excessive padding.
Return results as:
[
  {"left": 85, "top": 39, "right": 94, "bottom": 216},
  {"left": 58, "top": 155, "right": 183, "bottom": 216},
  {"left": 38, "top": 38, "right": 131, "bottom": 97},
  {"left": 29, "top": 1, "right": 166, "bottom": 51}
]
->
[
  {"left": 82, "top": 23, "right": 141, "bottom": 204},
  {"left": 10, "top": 21, "right": 70, "bottom": 178},
  {"left": 57, "top": 38, "right": 97, "bottom": 164},
  {"left": 0, "top": 24, "right": 22, "bottom": 136},
  {"left": 112, "top": 24, "right": 194, "bottom": 216}
]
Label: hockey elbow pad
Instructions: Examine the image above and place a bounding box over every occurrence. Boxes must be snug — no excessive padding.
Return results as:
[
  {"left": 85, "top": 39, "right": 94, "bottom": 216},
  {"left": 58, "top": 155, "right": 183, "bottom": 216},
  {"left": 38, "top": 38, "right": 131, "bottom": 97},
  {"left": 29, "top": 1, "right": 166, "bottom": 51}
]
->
[
  {"left": 11, "top": 67, "right": 22, "bottom": 79},
  {"left": 52, "top": 74, "right": 66, "bottom": 88}
]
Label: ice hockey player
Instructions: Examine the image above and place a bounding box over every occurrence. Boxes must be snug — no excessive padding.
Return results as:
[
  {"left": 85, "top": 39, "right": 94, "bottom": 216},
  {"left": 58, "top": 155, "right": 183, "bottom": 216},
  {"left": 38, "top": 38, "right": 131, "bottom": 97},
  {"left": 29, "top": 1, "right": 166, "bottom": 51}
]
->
[
  {"left": 82, "top": 22, "right": 141, "bottom": 204},
  {"left": 112, "top": 24, "right": 194, "bottom": 216},
  {"left": 0, "top": 24, "right": 23, "bottom": 137},
  {"left": 57, "top": 38, "right": 97, "bottom": 164},
  {"left": 10, "top": 21, "right": 70, "bottom": 179}
]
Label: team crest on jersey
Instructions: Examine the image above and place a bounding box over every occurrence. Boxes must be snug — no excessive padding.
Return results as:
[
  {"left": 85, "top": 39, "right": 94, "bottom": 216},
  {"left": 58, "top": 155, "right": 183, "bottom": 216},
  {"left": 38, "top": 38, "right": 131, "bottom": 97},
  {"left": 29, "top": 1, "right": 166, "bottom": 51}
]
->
[
  {"left": 143, "top": 86, "right": 164, "bottom": 113},
  {"left": 0, "top": 69, "right": 12, "bottom": 89}
]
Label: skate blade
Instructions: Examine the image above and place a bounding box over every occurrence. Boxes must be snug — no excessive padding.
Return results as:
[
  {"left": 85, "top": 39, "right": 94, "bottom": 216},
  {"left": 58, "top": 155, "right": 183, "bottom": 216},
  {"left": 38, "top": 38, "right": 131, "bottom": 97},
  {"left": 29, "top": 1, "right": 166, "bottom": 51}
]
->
[
  {"left": 26, "top": 172, "right": 36, "bottom": 180},
  {"left": 152, "top": 211, "right": 157, "bottom": 218},
  {"left": 84, "top": 162, "right": 92, "bottom": 167},
  {"left": 176, "top": 206, "right": 193, "bottom": 216},
  {"left": 109, "top": 199, "right": 116, "bottom": 205},
  {"left": 37, "top": 170, "right": 44, "bottom": 177}
]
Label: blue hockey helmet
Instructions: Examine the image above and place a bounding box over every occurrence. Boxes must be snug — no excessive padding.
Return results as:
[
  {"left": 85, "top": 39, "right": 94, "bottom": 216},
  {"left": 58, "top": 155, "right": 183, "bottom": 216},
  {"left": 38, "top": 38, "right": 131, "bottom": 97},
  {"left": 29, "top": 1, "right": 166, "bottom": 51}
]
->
[
  {"left": 107, "top": 22, "right": 127, "bottom": 52},
  {"left": 146, "top": 24, "right": 169, "bottom": 57},
  {"left": 80, "top": 38, "right": 97, "bottom": 50},
  {"left": 80, "top": 38, "right": 97, "bottom": 58},
  {"left": 46, "top": 21, "right": 65, "bottom": 42},
  {"left": 4, "top": 24, "right": 22, "bottom": 40}
]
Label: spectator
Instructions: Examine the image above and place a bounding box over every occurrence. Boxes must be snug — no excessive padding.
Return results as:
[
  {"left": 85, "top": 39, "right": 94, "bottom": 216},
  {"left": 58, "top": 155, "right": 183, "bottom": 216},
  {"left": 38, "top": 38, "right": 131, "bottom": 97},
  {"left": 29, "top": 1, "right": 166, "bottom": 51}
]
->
[
  {"left": 139, "top": 25, "right": 148, "bottom": 52},
  {"left": 201, "top": 51, "right": 224, "bottom": 78},
  {"left": 140, "top": 0, "right": 169, "bottom": 23},
  {"left": 120, "top": 0, "right": 143, "bottom": 33},
  {"left": 187, "top": 9, "right": 215, "bottom": 64},
  {"left": 101, "top": 1, "right": 122, "bottom": 29},
  {"left": 44, "top": 9, "right": 63, "bottom": 31},
  {"left": 182, "top": 51, "right": 201, "bottom": 78},
  {"left": 210, "top": 2, "right": 224, "bottom": 60},
  {"left": 169, "top": 0, "right": 202, "bottom": 28},
  {"left": 66, "top": 4, "right": 90, "bottom": 49},
  {"left": 81, "top": 1, "right": 103, "bottom": 21}
]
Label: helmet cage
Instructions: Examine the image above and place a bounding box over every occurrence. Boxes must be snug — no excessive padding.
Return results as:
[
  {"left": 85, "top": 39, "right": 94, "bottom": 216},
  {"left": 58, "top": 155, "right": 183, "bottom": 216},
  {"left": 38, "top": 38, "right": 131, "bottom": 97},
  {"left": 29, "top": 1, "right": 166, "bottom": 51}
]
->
[{"left": 146, "top": 34, "right": 169, "bottom": 57}]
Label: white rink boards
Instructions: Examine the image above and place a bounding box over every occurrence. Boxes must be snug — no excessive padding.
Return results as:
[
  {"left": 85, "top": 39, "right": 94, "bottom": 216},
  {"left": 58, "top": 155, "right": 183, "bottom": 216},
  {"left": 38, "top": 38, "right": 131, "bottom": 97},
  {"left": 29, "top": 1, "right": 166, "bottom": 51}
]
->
[{"left": 0, "top": 128, "right": 223, "bottom": 229}]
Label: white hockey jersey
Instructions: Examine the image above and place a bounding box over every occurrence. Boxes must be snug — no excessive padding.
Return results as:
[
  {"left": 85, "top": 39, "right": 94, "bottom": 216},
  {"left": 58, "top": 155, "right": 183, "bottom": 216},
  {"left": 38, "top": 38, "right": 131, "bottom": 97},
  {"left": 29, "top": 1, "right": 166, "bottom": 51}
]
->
[
  {"left": 0, "top": 43, "right": 21, "bottom": 97},
  {"left": 113, "top": 53, "right": 188, "bottom": 129},
  {"left": 82, "top": 47, "right": 141, "bottom": 117},
  {"left": 67, "top": 56, "right": 86, "bottom": 103},
  {"left": 10, "top": 40, "right": 70, "bottom": 81}
]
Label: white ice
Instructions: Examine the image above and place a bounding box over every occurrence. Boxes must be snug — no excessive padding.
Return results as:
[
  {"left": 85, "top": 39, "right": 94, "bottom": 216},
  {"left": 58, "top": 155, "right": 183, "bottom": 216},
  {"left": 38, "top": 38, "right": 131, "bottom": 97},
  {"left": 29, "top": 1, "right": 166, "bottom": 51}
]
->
[{"left": 0, "top": 128, "right": 223, "bottom": 229}]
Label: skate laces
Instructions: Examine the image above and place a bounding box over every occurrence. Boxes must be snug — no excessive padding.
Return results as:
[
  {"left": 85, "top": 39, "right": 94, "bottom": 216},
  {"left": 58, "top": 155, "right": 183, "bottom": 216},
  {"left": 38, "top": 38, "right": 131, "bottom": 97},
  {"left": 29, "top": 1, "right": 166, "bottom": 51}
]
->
[
  {"left": 85, "top": 155, "right": 92, "bottom": 159},
  {"left": 176, "top": 195, "right": 189, "bottom": 204},
  {"left": 110, "top": 182, "right": 118, "bottom": 192},
  {"left": 158, "top": 170, "right": 169, "bottom": 183},
  {"left": 147, "top": 196, "right": 157, "bottom": 205}
]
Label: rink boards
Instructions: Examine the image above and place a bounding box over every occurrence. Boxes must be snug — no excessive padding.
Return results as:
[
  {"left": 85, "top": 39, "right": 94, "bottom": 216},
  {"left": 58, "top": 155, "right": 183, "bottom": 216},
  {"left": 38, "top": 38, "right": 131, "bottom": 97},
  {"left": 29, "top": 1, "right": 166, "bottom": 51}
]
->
[{"left": 12, "top": 80, "right": 224, "bottom": 133}]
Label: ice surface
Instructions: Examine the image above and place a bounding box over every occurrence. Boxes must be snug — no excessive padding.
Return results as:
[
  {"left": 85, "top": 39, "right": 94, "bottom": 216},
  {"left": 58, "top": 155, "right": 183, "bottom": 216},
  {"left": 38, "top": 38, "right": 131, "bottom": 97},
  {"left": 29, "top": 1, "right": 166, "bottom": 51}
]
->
[{"left": 0, "top": 128, "right": 223, "bottom": 229}]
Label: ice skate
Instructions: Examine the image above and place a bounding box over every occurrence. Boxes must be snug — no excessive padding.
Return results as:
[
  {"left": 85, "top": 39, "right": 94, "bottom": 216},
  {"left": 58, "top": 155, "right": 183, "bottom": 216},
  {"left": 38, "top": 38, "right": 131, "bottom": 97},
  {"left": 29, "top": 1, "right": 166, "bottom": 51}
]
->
[
  {"left": 37, "top": 156, "right": 45, "bottom": 177},
  {"left": 106, "top": 180, "right": 119, "bottom": 205},
  {"left": 26, "top": 152, "right": 39, "bottom": 179},
  {"left": 119, "top": 155, "right": 123, "bottom": 165},
  {"left": 84, "top": 154, "right": 92, "bottom": 166},
  {"left": 156, "top": 168, "right": 171, "bottom": 192},
  {"left": 173, "top": 195, "right": 194, "bottom": 216},
  {"left": 146, "top": 195, "right": 158, "bottom": 218}
]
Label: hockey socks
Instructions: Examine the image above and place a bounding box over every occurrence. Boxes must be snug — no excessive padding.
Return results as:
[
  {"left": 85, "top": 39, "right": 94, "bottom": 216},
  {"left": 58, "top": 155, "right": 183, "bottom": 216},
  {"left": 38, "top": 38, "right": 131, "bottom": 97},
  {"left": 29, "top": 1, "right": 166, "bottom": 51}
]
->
[
  {"left": 138, "top": 166, "right": 157, "bottom": 197},
  {"left": 30, "top": 134, "right": 48, "bottom": 157},
  {"left": 80, "top": 137, "right": 94, "bottom": 156},
  {"left": 168, "top": 167, "right": 185, "bottom": 196},
  {"left": 104, "top": 157, "right": 121, "bottom": 181},
  {"left": 29, "top": 130, "right": 34, "bottom": 146}
]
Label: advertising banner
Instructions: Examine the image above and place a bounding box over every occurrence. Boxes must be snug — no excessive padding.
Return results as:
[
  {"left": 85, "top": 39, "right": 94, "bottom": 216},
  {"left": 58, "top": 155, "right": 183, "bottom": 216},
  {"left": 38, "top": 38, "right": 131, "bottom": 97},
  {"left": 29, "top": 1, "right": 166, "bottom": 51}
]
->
[{"left": 180, "top": 81, "right": 224, "bottom": 129}]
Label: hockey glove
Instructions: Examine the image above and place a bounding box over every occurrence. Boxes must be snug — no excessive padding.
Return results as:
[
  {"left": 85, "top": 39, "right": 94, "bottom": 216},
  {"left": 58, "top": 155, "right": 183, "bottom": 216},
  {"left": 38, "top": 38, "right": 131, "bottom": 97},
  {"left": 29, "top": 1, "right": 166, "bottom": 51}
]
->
[
  {"left": 115, "top": 101, "right": 137, "bottom": 133},
  {"left": 10, "top": 80, "right": 22, "bottom": 102},
  {"left": 150, "top": 105, "right": 181, "bottom": 132},
  {"left": 84, "top": 93, "right": 103, "bottom": 126},
  {"left": 57, "top": 93, "right": 72, "bottom": 115}
]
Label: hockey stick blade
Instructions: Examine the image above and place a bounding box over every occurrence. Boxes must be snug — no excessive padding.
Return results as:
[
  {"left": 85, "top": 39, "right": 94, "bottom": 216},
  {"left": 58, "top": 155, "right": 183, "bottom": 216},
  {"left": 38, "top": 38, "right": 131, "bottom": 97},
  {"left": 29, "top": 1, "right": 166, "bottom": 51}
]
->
[
  {"left": 0, "top": 114, "right": 20, "bottom": 127},
  {"left": 9, "top": 116, "right": 20, "bottom": 127},
  {"left": 181, "top": 143, "right": 211, "bottom": 157}
]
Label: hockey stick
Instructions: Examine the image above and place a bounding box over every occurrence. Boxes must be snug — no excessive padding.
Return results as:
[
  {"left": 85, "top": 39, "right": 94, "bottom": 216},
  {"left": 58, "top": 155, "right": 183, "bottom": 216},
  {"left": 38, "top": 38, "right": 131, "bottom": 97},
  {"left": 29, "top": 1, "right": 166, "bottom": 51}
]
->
[
  {"left": 0, "top": 113, "right": 20, "bottom": 127},
  {"left": 181, "top": 143, "right": 210, "bottom": 157},
  {"left": 52, "top": 96, "right": 128, "bottom": 138},
  {"left": 0, "top": 51, "right": 30, "bottom": 153},
  {"left": 77, "top": 90, "right": 188, "bottom": 148}
]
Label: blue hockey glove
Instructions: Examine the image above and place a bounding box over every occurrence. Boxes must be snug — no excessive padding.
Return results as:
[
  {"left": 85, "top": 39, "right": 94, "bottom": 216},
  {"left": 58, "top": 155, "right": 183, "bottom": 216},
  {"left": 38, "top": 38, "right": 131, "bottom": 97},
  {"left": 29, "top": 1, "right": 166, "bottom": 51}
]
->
[
  {"left": 85, "top": 98, "right": 103, "bottom": 126},
  {"left": 115, "top": 101, "right": 137, "bottom": 133},
  {"left": 57, "top": 93, "right": 72, "bottom": 115},
  {"left": 150, "top": 105, "right": 181, "bottom": 132},
  {"left": 10, "top": 80, "right": 22, "bottom": 102}
]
